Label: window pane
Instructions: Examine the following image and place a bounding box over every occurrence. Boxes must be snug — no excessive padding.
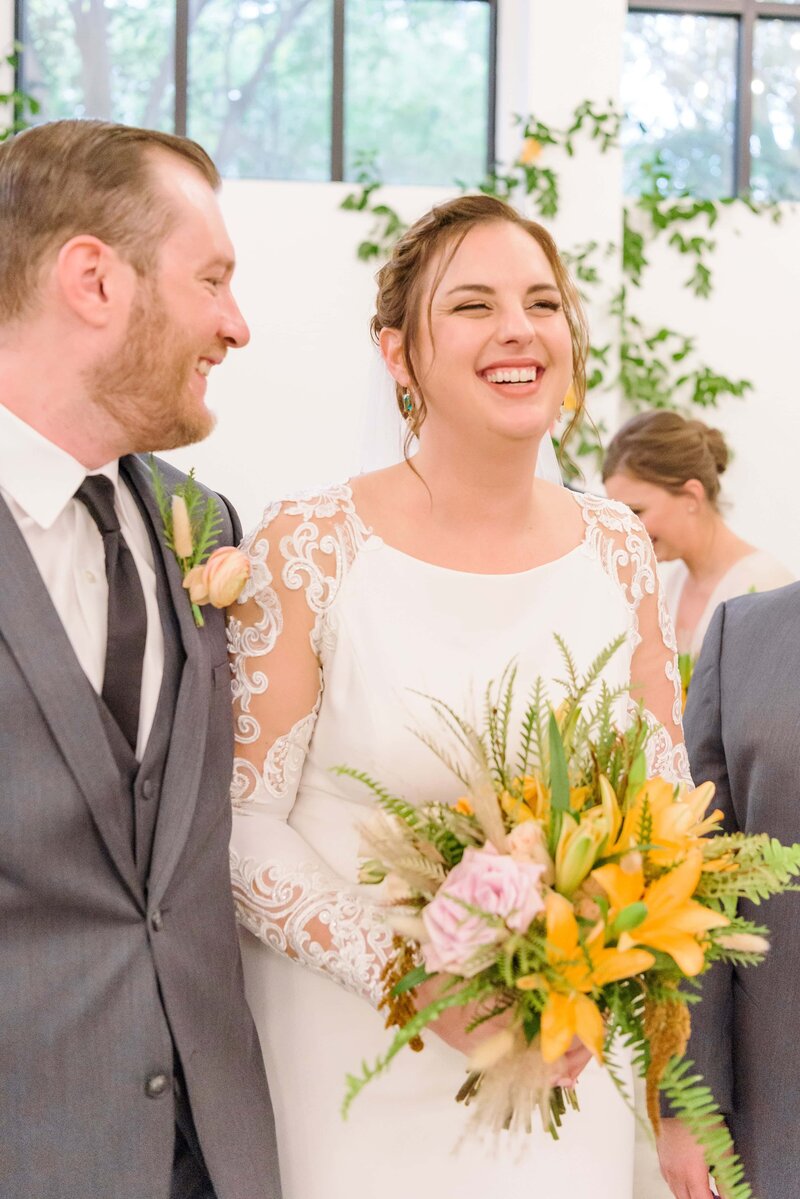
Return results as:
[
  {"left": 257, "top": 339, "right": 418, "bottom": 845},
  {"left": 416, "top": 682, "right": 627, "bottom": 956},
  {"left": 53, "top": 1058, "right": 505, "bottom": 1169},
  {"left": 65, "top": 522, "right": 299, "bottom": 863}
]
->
[
  {"left": 344, "top": 0, "right": 492, "bottom": 186},
  {"left": 188, "top": 0, "right": 332, "bottom": 180},
  {"left": 622, "top": 12, "right": 737, "bottom": 197},
  {"left": 21, "top": 0, "right": 174, "bottom": 129},
  {"left": 751, "top": 18, "right": 800, "bottom": 199}
]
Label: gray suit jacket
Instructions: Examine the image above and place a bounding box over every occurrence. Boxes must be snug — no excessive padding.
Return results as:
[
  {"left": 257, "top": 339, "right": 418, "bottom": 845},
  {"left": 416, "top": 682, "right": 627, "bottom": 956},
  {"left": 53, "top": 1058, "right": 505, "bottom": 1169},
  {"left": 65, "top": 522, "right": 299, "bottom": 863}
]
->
[
  {"left": 683, "top": 581, "right": 800, "bottom": 1199},
  {"left": 0, "top": 455, "right": 280, "bottom": 1199}
]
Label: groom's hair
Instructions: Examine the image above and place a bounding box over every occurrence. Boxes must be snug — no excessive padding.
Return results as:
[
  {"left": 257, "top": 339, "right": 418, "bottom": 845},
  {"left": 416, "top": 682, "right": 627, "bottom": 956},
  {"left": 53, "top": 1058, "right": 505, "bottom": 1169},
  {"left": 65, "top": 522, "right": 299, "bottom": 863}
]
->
[{"left": 0, "top": 119, "right": 220, "bottom": 325}]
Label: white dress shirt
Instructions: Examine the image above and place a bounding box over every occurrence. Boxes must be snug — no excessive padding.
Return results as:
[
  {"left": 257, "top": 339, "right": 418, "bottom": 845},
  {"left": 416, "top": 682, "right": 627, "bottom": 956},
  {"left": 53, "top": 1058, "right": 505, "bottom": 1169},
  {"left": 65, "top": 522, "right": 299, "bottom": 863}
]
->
[{"left": 0, "top": 404, "right": 165, "bottom": 759}]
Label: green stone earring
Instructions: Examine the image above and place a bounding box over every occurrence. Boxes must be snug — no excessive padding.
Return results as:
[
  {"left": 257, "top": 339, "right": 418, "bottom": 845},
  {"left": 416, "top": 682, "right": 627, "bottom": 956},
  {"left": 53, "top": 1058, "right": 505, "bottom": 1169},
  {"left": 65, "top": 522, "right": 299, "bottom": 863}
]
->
[{"left": 402, "top": 391, "right": 414, "bottom": 416}]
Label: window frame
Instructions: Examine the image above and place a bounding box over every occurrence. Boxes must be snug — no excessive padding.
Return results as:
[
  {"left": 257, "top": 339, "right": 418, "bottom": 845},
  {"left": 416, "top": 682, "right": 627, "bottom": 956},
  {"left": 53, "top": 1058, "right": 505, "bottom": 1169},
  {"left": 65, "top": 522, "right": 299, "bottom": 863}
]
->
[
  {"left": 15, "top": 0, "right": 498, "bottom": 183},
  {"left": 628, "top": 0, "right": 800, "bottom": 195}
]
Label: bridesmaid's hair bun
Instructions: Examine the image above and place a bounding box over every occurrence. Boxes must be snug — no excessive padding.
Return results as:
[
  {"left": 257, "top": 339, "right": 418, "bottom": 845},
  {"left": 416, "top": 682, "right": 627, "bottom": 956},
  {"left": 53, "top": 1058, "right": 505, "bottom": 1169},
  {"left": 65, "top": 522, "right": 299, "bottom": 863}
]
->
[
  {"left": 602, "top": 410, "right": 729, "bottom": 509},
  {"left": 697, "top": 423, "right": 729, "bottom": 477}
]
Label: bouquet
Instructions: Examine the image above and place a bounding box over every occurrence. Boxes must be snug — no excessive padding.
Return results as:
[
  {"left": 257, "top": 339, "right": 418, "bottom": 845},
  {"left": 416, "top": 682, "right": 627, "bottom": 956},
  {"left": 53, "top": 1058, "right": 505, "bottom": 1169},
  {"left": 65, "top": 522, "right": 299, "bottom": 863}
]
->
[{"left": 338, "top": 636, "right": 800, "bottom": 1199}]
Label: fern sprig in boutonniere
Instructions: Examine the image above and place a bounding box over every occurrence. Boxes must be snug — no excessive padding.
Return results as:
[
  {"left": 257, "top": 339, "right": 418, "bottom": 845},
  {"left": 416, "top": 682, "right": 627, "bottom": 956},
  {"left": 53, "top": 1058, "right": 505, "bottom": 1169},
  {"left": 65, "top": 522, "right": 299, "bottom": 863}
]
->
[{"left": 150, "top": 457, "right": 250, "bottom": 627}]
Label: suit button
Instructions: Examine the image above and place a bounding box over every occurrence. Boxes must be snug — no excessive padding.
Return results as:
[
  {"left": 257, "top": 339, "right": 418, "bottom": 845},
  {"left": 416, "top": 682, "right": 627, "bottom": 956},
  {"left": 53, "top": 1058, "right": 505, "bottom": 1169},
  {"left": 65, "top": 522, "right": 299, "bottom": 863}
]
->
[
  {"left": 141, "top": 779, "right": 158, "bottom": 801},
  {"left": 150, "top": 909, "right": 163, "bottom": 932},
  {"left": 145, "top": 1072, "right": 170, "bottom": 1098}
]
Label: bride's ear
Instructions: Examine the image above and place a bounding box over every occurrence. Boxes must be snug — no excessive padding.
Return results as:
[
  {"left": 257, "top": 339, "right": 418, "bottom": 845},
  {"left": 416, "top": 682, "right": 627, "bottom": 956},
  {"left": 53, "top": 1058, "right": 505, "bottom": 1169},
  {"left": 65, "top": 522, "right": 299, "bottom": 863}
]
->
[{"left": 379, "top": 327, "right": 409, "bottom": 388}]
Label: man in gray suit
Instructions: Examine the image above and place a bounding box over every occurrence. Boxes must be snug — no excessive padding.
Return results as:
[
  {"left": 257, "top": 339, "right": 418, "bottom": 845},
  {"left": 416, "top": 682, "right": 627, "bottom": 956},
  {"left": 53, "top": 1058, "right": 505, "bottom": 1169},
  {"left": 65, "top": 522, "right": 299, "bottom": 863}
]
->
[
  {"left": 657, "top": 582, "right": 800, "bottom": 1199},
  {"left": 0, "top": 121, "right": 280, "bottom": 1198}
]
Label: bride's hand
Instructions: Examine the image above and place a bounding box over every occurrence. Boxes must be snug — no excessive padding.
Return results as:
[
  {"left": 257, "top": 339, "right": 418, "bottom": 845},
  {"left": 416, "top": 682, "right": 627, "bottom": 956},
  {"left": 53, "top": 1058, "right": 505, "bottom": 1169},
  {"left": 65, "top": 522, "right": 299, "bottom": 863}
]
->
[
  {"left": 413, "top": 975, "right": 509, "bottom": 1056},
  {"left": 414, "top": 977, "right": 593, "bottom": 1084},
  {"left": 550, "top": 1037, "right": 593, "bottom": 1087}
]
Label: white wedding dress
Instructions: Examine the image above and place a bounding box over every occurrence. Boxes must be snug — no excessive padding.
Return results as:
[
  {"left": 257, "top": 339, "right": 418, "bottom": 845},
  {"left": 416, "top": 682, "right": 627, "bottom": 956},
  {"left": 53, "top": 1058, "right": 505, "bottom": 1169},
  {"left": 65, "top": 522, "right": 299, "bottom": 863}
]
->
[{"left": 228, "top": 483, "right": 689, "bottom": 1199}]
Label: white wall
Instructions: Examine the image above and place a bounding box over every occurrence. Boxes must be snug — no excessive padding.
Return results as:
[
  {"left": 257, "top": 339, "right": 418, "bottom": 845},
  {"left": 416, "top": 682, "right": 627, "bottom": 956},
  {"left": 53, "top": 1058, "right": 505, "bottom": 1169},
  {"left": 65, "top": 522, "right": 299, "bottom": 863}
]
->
[
  {"left": 633, "top": 205, "right": 800, "bottom": 573},
  {"left": 3, "top": 0, "right": 798, "bottom": 573}
]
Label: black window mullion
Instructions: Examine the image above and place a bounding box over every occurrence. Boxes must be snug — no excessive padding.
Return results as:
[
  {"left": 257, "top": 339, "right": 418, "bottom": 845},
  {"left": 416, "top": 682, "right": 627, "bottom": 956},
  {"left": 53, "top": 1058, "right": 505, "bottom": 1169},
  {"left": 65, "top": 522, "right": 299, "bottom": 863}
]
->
[
  {"left": 735, "top": 2, "right": 755, "bottom": 194},
  {"left": 486, "top": 0, "right": 498, "bottom": 173},
  {"left": 174, "top": 0, "right": 189, "bottom": 136},
  {"left": 331, "top": 0, "right": 345, "bottom": 180}
]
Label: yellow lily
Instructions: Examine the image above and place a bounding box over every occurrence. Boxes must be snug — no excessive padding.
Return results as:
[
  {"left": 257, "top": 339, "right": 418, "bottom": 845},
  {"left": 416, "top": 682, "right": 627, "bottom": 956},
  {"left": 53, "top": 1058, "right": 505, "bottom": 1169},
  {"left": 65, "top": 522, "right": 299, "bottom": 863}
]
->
[
  {"left": 555, "top": 810, "right": 609, "bottom": 896},
  {"left": 531, "top": 891, "right": 654, "bottom": 1063},
  {"left": 598, "top": 774, "right": 622, "bottom": 845},
  {"left": 614, "top": 778, "right": 723, "bottom": 866},
  {"left": 500, "top": 788, "right": 536, "bottom": 824},
  {"left": 594, "top": 849, "right": 728, "bottom": 976}
]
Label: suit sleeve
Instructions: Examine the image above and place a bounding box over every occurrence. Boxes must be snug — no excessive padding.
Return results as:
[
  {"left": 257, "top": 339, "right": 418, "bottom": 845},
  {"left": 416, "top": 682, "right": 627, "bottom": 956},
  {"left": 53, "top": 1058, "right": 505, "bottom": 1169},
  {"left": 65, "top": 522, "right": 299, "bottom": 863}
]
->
[{"left": 679, "top": 602, "right": 736, "bottom": 1114}]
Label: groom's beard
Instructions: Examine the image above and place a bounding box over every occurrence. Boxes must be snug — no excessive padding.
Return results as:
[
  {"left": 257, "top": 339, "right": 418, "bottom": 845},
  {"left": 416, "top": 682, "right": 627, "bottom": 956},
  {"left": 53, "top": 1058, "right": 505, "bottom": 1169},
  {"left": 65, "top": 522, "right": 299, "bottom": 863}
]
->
[{"left": 86, "top": 278, "right": 217, "bottom": 453}]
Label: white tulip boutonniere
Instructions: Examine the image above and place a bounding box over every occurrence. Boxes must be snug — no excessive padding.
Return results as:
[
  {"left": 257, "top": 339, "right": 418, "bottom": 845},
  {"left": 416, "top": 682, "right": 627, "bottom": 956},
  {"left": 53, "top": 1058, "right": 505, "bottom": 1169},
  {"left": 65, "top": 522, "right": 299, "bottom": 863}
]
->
[{"left": 150, "top": 456, "right": 250, "bottom": 627}]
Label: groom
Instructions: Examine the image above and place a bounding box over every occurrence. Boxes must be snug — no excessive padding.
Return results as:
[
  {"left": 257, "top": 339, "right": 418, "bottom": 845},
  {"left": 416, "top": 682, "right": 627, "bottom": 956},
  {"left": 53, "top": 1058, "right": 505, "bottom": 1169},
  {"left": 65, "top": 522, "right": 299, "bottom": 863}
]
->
[
  {"left": 0, "top": 121, "right": 280, "bottom": 1197},
  {"left": 657, "top": 581, "right": 800, "bottom": 1199}
]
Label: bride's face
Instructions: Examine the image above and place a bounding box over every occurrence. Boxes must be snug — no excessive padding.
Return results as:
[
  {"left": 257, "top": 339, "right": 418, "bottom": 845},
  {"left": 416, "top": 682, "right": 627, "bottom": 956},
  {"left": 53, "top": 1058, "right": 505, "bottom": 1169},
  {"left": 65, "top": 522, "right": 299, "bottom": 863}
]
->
[{"left": 408, "top": 220, "right": 573, "bottom": 445}]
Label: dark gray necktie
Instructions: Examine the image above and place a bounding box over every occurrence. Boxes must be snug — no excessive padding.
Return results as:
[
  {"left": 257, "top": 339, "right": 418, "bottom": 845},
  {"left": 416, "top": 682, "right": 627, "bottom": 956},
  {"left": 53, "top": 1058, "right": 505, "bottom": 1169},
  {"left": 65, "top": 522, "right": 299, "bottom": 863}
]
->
[{"left": 74, "top": 474, "right": 147, "bottom": 753}]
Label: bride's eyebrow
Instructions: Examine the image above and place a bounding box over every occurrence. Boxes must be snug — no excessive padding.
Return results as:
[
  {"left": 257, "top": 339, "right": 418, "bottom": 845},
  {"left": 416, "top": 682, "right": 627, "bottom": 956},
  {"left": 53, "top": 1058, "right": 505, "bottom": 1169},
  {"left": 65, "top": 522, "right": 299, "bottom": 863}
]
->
[{"left": 444, "top": 282, "right": 560, "bottom": 297}]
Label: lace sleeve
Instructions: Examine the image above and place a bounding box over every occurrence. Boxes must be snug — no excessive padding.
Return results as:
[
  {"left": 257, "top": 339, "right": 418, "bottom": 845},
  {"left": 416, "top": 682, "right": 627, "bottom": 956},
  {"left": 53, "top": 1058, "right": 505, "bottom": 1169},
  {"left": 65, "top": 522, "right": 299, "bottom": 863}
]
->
[
  {"left": 580, "top": 495, "right": 692, "bottom": 785},
  {"left": 228, "top": 487, "right": 393, "bottom": 1005}
]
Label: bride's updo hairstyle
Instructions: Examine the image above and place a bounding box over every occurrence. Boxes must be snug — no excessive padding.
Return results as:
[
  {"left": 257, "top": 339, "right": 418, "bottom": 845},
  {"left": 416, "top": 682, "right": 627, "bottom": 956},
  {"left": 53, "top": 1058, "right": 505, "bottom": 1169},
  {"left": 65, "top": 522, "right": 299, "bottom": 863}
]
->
[
  {"left": 371, "top": 194, "right": 589, "bottom": 445},
  {"left": 602, "top": 410, "right": 729, "bottom": 511}
]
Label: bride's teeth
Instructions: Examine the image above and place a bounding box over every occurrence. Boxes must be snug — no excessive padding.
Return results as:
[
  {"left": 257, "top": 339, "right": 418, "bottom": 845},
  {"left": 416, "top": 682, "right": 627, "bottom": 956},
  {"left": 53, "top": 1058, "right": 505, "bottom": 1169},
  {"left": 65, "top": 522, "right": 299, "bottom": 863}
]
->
[
  {"left": 485, "top": 367, "right": 539, "bottom": 384},
  {"left": 197, "top": 360, "right": 211, "bottom": 376}
]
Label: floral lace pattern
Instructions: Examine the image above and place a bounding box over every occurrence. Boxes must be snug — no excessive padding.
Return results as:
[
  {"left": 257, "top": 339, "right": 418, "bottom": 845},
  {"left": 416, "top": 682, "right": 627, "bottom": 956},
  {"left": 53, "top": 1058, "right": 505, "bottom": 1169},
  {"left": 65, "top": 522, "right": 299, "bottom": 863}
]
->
[
  {"left": 231, "top": 853, "right": 393, "bottom": 1005},
  {"left": 229, "top": 486, "right": 371, "bottom": 783},
  {"left": 575, "top": 493, "right": 689, "bottom": 784}
]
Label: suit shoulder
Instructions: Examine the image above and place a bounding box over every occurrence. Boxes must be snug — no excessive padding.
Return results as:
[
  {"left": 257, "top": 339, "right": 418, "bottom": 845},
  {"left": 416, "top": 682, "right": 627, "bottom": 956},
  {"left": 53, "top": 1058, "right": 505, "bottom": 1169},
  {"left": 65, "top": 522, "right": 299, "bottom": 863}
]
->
[
  {"left": 722, "top": 579, "right": 800, "bottom": 638},
  {"left": 136, "top": 454, "right": 238, "bottom": 544}
]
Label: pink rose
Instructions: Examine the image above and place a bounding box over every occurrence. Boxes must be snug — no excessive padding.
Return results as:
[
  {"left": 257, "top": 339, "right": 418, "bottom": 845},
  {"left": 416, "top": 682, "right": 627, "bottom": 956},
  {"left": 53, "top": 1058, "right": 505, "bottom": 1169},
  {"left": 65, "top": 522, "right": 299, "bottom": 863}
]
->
[
  {"left": 183, "top": 546, "right": 251, "bottom": 608},
  {"left": 421, "top": 847, "right": 546, "bottom": 976}
]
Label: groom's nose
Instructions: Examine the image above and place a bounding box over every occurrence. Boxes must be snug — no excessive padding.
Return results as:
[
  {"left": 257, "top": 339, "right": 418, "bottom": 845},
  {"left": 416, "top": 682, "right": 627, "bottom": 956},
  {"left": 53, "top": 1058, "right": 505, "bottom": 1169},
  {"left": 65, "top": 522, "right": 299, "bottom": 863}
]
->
[{"left": 220, "top": 289, "right": 250, "bottom": 349}]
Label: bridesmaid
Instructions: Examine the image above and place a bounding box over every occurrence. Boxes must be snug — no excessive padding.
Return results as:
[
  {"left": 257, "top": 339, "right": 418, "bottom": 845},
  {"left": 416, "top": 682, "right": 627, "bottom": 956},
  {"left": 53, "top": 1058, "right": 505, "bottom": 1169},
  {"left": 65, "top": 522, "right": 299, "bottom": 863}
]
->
[{"left": 603, "top": 411, "right": 793, "bottom": 659}]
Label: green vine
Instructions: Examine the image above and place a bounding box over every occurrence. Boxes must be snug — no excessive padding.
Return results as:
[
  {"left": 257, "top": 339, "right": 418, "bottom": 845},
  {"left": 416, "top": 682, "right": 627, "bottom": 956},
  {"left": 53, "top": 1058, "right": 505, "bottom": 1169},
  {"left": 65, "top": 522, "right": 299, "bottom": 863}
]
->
[
  {"left": 342, "top": 100, "right": 788, "bottom": 477},
  {"left": 1, "top": 44, "right": 40, "bottom": 142}
]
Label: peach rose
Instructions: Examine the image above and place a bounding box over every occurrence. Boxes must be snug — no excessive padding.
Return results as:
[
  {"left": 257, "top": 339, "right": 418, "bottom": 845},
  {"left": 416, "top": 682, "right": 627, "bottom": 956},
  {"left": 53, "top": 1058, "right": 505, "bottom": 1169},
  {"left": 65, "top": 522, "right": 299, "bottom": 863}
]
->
[{"left": 183, "top": 546, "right": 250, "bottom": 608}]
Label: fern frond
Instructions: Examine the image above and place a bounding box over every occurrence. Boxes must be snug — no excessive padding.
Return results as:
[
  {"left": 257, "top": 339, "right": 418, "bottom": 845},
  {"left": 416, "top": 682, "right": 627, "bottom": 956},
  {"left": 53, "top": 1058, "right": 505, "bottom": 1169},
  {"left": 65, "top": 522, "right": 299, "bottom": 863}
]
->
[
  {"left": 193, "top": 497, "right": 224, "bottom": 561},
  {"left": 659, "top": 1057, "right": 753, "bottom": 1199},
  {"left": 410, "top": 731, "right": 472, "bottom": 789},
  {"left": 333, "top": 767, "right": 425, "bottom": 829},
  {"left": 486, "top": 663, "right": 517, "bottom": 788},
  {"left": 148, "top": 455, "right": 173, "bottom": 534},
  {"left": 341, "top": 978, "right": 486, "bottom": 1117},
  {"left": 517, "top": 677, "right": 548, "bottom": 778}
]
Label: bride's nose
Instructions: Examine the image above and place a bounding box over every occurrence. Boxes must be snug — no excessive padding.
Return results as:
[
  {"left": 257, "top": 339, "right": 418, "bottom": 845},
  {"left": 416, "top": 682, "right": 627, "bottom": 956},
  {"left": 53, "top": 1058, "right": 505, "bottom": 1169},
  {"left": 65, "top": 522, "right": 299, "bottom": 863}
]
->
[{"left": 494, "top": 302, "right": 535, "bottom": 344}]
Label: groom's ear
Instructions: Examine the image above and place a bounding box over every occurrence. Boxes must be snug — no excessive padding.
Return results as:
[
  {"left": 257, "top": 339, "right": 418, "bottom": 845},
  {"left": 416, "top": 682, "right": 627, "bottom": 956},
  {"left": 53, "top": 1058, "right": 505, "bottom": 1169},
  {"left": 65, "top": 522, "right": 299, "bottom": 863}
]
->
[
  {"left": 54, "top": 236, "right": 136, "bottom": 329},
  {"left": 379, "top": 327, "right": 410, "bottom": 388}
]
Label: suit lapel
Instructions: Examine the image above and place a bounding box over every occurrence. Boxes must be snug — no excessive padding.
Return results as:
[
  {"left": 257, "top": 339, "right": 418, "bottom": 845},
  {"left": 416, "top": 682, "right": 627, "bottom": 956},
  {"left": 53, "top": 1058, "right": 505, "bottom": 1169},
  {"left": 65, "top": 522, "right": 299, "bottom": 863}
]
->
[
  {"left": 121, "top": 456, "right": 212, "bottom": 904},
  {"left": 0, "top": 493, "right": 142, "bottom": 904}
]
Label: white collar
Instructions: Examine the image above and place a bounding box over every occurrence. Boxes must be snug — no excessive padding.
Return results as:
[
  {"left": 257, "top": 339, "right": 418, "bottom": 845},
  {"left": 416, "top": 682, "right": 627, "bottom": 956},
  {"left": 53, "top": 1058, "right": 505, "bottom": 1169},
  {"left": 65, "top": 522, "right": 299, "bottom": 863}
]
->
[{"left": 0, "top": 404, "right": 119, "bottom": 530}]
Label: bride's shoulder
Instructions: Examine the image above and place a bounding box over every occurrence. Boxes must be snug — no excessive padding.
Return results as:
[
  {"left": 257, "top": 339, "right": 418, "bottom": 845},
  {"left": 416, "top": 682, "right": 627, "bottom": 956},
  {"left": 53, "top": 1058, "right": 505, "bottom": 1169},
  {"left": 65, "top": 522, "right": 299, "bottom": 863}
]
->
[
  {"left": 569, "top": 489, "right": 650, "bottom": 542},
  {"left": 239, "top": 481, "right": 372, "bottom": 573},
  {"left": 243, "top": 481, "right": 362, "bottom": 538}
]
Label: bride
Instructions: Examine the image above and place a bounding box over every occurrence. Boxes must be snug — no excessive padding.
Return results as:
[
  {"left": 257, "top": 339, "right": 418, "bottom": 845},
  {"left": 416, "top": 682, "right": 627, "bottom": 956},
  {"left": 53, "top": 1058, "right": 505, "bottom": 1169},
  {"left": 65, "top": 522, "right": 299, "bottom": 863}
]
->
[{"left": 228, "top": 195, "right": 689, "bottom": 1198}]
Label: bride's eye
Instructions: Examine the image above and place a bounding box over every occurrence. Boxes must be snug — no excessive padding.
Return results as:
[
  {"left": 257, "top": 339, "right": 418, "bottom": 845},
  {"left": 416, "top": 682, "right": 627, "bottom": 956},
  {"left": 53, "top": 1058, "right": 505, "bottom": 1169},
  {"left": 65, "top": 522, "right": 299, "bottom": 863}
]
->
[
  {"left": 528, "top": 299, "right": 562, "bottom": 313},
  {"left": 454, "top": 302, "right": 489, "bottom": 313}
]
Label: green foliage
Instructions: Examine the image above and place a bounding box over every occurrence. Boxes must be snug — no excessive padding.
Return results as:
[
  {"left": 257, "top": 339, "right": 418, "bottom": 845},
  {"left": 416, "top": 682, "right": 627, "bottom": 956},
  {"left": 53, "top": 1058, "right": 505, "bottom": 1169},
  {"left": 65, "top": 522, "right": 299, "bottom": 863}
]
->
[
  {"left": 1, "top": 45, "right": 41, "bottom": 141},
  {"left": 659, "top": 1057, "right": 753, "bottom": 1199},
  {"left": 341, "top": 975, "right": 486, "bottom": 1118},
  {"left": 148, "top": 457, "right": 224, "bottom": 626},
  {"left": 340, "top": 151, "right": 407, "bottom": 261},
  {"left": 696, "top": 833, "right": 800, "bottom": 906}
]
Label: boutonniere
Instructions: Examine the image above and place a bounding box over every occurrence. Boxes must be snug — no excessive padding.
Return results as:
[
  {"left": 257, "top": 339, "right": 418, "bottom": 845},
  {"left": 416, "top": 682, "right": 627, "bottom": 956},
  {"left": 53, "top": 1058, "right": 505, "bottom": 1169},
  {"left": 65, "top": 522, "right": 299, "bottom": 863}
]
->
[{"left": 150, "top": 457, "right": 250, "bottom": 627}]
